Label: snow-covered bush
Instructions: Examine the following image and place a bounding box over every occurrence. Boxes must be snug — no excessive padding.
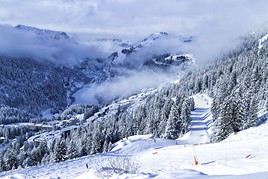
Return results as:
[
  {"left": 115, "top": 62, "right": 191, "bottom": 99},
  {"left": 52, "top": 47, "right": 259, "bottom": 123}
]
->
[{"left": 96, "top": 157, "right": 139, "bottom": 177}]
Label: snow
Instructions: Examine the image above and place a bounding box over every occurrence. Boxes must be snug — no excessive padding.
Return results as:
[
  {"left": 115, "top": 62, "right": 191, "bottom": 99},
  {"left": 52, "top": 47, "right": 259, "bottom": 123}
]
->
[
  {"left": 2, "top": 93, "right": 268, "bottom": 179},
  {"left": 223, "top": 120, "right": 268, "bottom": 142},
  {"left": 136, "top": 123, "right": 268, "bottom": 178},
  {"left": 111, "top": 135, "right": 177, "bottom": 155},
  {"left": 178, "top": 93, "right": 213, "bottom": 144},
  {"left": 2, "top": 121, "right": 268, "bottom": 178},
  {"left": 192, "top": 93, "right": 213, "bottom": 109},
  {"left": 164, "top": 54, "right": 193, "bottom": 62},
  {"left": 111, "top": 134, "right": 154, "bottom": 152},
  {"left": 258, "top": 33, "right": 268, "bottom": 54},
  {"left": 76, "top": 169, "right": 99, "bottom": 179}
]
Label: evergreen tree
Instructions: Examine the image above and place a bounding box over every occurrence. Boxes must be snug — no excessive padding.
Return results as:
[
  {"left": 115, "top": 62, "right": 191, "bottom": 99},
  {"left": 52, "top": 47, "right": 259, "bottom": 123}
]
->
[
  {"left": 3, "top": 148, "right": 18, "bottom": 170},
  {"left": 212, "top": 101, "right": 234, "bottom": 141},
  {"left": 53, "top": 138, "right": 67, "bottom": 162},
  {"left": 244, "top": 97, "right": 258, "bottom": 129},
  {"left": 180, "top": 99, "right": 191, "bottom": 135},
  {"left": 164, "top": 104, "right": 180, "bottom": 139},
  {"left": 66, "top": 139, "right": 79, "bottom": 159}
]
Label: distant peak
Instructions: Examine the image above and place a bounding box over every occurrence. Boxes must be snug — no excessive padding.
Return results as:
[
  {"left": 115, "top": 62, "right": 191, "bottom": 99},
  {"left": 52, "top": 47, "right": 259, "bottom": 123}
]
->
[
  {"left": 15, "top": 24, "right": 70, "bottom": 40},
  {"left": 146, "top": 32, "right": 169, "bottom": 39},
  {"left": 158, "top": 32, "right": 169, "bottom": 35}
]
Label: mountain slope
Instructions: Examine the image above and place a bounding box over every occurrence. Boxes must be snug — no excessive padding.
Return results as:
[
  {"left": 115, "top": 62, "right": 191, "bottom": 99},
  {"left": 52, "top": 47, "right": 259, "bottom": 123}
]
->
[
  {"left": 1, "top": 116, "right": 268, "bottom": 178},
  {"left": 15, "top": 24, "right": 70, "bottom": 41},
  {"left": 0, "top": 56, "right": 90, "bottom": 114},
  {"left": 1, "top": 26, "right": 268, "bottom": 177}
]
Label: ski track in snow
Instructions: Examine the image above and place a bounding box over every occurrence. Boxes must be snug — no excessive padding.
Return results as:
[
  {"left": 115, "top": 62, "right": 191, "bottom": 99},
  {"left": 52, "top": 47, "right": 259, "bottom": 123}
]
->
[
  {"left": 178, "top": 94, "right": 213, "bottom": 144},
  {"left": 1, "top": 94, "right": 268, "bottom": 179}
]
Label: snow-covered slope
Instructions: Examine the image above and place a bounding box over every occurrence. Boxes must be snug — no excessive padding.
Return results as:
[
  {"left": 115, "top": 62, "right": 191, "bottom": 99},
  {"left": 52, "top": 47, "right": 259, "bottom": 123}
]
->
[
  {"left": 15, "top": 24, "right": 70, "bottom": 41},
  {"left": 178, "top": 94, "right": 213, "bottom": 144},
  {"left": 110, "top": 32, "right": 193, "bottom": 69},
  {"left": 2, "top": 120, "right": 268, "bottom": 178},
  {"left": 2, "top": 94, "right": 268, "bottom": 179},
  {"left": 136, "top": 122, "right": 268, "bottom": 178}
]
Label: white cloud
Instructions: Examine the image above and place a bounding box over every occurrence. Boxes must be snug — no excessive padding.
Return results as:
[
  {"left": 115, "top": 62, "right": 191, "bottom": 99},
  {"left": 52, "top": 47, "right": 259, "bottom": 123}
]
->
[
  {"left": 73, "top": 69, "right": 177, "bottom": 104},
  {"left": 1, "top": 0, "right": 268, "bottom": 35},
  {"left": 1, "top": 0, "right": 268, "bottom": 104},
  {"left": 1, "top": 0, "right": 268, "bottom": 62},
  {"left": 0, "top": 25, "right": 107, "bottom": 66}
]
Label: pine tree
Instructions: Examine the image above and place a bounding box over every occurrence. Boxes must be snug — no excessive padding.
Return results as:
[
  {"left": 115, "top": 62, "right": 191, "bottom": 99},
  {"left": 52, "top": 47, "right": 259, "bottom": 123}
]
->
[
  {"left": 3, "top": 148, "right": 18, "bottom": 170},
  {"left": 233, "top": 97, "right": 245, "bottom": 132},
  {"left": 164, "top": 104, "right": 180, "bottom": 139},
  {"left": 53, "top": 138, "right": 67, "bottom": 162},
  {"left": 189, "top": 97, "right": 195, "bottom": 111},
  {"left": 244, "top": 97, "right": 258, "bottom": 129},
  {"left": 212, "top": 101, "right": 234, "bottom": 142},
  {"left": 0, "top": 153, "right": 5, "bottom": 171},
  {"left": 212, "top": 96, "right": 245, "bottom": 141},
  {"left": 180, "top": 99, "right": 191, "bottom": 135},
  {"left": 103, "top": 135, "right": 110, "bottom": 152},
  {"left": 66, "top": 140, "right": 79, "bottom": 159},
  {"left": 159, "top": 97, "right": 173, "bottom": 135},
  {"left": 90, "top": 123, "right": 104, "bottom": 154}
]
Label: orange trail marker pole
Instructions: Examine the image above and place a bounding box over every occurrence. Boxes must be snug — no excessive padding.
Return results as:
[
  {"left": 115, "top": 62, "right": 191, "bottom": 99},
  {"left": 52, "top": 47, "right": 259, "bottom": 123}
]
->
[{"left": 192, "top": 145, "right": 199, "bottom": 166}]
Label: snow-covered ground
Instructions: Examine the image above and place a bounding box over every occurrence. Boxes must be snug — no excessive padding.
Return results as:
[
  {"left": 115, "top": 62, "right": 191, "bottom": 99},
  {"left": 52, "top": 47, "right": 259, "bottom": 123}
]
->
[
  {"left": 2, "top": 121, "right": 268, "bottom": 179},
  {"left": 1, "top": 94, "right": 268, "bottom": 179},
  {"left": 178, "top": 94, "right": 213, "bottom": 144}
]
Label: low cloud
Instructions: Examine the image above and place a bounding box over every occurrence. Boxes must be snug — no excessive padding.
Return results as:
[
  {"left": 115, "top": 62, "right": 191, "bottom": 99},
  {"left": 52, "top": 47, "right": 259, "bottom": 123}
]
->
[
  {"left": 1, "top": 0, "right": 268, "bottom": 104},
  {"left": 1, "top": 0, "right": 268, "bottom": 63},
  {"left": 73, "top": 69, "right": 179, "bottom": 105},
  {"left": 0, "top": 25, "right": 107, "bottom": 66}
]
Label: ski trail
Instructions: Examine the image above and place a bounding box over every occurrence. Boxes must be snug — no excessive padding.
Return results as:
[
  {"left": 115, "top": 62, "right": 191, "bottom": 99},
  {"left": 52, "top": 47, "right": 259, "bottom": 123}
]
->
[{"left": 178, "top": 94, "right": 213, "bottom": 144}]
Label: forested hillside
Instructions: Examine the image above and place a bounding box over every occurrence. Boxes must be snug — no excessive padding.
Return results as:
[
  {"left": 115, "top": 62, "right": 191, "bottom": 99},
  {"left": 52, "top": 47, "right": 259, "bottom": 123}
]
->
[
  {"left": 179, "top": 35, "right": 268, "bottom": 141},
  {"left": 0, "top": 33, "right": 268, "bottom": 172},
  {"left": 0, "top": 57, "right": 90, "bottom": 114}
]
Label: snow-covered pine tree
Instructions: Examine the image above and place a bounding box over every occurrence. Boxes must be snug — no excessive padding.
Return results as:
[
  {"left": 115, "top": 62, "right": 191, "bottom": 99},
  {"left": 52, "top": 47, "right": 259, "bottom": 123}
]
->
[
  {"left": 90, "top": 122, "right": 104, "bottom": 154},
  {"left": 164, "top": 104, "right": 180, "bottom": 139},
  {"left": 159, "top": 97, "right": 173, "bottom": 135},
  {"left": 53, "top": 138, "right": 67, "bottom": 162},
  {"left": 244, "top": 97, "right": 258, "bottom": 129},
  {"left": 212, "top": 101, "right": 233, "bottom": 142},
  {"left": 212, "top": 94, "right": 245, "bottom": 141},
  {"left": 180, "top": 99, "right": 191, "bottom": 135},
  {"left": 3, "top": 147, "right": 18, "bottom": 171},
  {"left": 66, "top": 139, "right": 79, "bottom": 159}
]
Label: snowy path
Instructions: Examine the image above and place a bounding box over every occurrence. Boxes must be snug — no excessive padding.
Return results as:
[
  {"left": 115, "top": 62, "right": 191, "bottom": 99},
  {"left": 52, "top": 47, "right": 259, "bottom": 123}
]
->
[{"left": 178, "top": 94, "right": 213, "bottom": 144}]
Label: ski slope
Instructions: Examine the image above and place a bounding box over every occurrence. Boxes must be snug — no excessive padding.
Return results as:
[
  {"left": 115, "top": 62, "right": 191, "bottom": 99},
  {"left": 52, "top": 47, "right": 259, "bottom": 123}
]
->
[
  {"left": 2, "top": 121, "right": 268, "bottom": 179},
  {"left": 1, "top": 94, "right": 268, "bottom": 179},
  {"left": 178, "top": 94, "right": 213, "bottom": 144}
]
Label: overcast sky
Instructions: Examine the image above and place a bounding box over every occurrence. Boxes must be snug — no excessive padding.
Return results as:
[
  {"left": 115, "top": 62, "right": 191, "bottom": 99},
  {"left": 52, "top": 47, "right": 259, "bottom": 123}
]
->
[
  {"left": 1, "top": 0, "right": 268, "bottom": 61},
  {"left": 1, "top": 0, "right": 268, "bottom": 37}
]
